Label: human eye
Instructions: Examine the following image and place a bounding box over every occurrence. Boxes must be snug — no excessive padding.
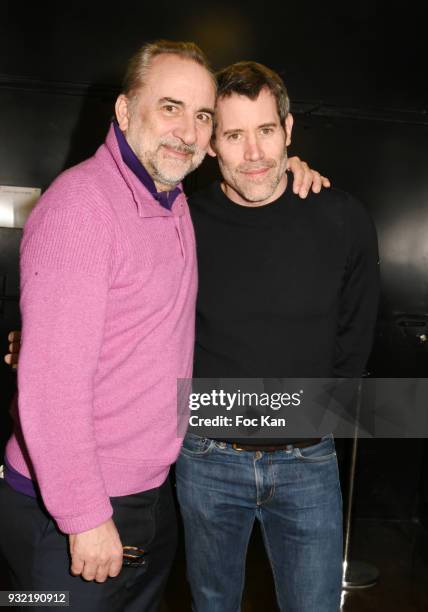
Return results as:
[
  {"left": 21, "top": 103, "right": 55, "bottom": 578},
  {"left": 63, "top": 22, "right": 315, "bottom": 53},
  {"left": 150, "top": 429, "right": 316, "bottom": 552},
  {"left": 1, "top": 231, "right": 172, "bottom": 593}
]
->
[
  {"left": 197, "top": 112, "right": 212, "bottom": 124},
  {"left": 226, "top": 132, "right": 241, "bottom": 142},
  {"left": 260, "top": 126, "right": 274, "bottom": 136},
  {"left": 162, "top": 104, "right": 179, "bottom": 114}
]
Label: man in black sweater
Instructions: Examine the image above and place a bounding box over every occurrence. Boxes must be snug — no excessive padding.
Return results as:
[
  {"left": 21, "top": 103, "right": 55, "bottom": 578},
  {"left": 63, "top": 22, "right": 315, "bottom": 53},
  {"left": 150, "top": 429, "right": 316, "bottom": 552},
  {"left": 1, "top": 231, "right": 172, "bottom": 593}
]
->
[{"left": 175, "top": 62, "right": 379, "bottom": 612}]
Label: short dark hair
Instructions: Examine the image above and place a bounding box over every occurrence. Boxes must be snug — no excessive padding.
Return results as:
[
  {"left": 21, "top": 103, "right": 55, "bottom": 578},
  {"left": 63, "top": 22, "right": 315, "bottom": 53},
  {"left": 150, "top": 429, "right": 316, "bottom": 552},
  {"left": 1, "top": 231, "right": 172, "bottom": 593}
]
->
[
  {"left": 122, "top": 39, "right": 216, "bottom": 96},
  {"left": 215, "top": 61, "right": 290, "bottom": 124}
]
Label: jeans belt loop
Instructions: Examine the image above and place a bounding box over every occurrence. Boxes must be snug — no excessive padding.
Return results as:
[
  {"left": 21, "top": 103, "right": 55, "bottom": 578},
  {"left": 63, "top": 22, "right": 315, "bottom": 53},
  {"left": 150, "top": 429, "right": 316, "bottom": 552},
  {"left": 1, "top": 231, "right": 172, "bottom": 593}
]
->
[{"left": 230, "top": 439, "right": 322, "bottom": 452}]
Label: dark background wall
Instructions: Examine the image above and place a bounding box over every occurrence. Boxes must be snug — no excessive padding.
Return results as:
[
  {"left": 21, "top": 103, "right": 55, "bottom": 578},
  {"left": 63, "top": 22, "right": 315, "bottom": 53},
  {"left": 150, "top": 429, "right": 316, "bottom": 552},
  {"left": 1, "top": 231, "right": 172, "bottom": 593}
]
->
[{"left": 1, "top": 0, "right": 427, "bottom": 521}]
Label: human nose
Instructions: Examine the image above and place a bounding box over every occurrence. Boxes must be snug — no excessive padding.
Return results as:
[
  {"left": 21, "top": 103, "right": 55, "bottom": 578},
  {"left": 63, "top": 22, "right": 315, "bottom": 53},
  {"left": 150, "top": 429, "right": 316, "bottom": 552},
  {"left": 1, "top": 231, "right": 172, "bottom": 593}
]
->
[
  {"left": 244, "top": 135, "right": 264, "bottom": 162},
  {"left": 173, "top": 114, "right": 197, "bottom": 146}
]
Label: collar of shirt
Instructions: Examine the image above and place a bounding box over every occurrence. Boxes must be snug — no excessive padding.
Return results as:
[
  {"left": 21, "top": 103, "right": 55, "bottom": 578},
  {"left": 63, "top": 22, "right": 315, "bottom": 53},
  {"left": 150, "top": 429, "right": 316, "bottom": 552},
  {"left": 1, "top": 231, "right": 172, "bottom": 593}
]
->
[{"left": 113, "top": 121, "right": 181, "bottom": 211}]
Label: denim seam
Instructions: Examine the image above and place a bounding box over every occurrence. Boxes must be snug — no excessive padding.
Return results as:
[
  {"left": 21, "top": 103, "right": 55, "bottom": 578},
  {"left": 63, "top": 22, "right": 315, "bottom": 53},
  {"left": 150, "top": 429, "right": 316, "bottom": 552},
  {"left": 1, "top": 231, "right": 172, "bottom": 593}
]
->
[
  {"left": 258, "top": 455, "right": 275, "bottom": 506},
  {"left": 235, "top": 517, "right": 256, "bottom": 612},
  {"left": 180, "top": 438, "right": 215, "bottom": 458},
  {"left": 253, "top": 453, "right": 262, "bottom": 506},
  {"left": 293, "top": 444, "right": 337, "bottom": 462},
  {"left": 258, "top": 508, "right": 284, "bottom": 611}
]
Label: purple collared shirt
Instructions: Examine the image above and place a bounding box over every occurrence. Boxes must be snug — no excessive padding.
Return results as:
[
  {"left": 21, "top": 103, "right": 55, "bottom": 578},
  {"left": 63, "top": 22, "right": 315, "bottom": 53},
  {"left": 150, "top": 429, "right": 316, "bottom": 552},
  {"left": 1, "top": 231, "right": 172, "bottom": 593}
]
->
[{"left": 113, "top": 121, "right": 182, "bottom": 210}]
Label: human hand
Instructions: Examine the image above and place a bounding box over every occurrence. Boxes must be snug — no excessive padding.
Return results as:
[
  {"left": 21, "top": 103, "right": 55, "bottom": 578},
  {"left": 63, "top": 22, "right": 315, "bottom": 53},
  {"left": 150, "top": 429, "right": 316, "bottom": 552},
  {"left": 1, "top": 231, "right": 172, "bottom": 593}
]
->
[
  {"left": 4, "top": 330, "right": 21, "bottom": 369},
  {"left": 287, "top": 156, "right": 331, "bottom": 198},
  {"left": 69, "top": 518, "right": 123, "bottom": 582}
]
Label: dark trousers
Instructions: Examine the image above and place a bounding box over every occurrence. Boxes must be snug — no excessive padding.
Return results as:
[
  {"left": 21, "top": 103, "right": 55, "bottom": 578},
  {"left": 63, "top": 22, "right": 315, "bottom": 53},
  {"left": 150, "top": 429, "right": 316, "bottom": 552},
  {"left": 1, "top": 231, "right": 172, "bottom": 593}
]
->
[{"left": 0, "top": 476, "right": 177, "bottom": 611}]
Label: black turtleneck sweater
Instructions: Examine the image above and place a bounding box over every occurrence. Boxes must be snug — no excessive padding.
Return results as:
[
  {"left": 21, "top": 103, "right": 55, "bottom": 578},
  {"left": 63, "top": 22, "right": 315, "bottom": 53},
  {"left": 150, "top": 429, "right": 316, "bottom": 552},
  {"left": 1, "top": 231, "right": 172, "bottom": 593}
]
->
[{"left": 190, "top": 180, "right": 379, "bottom": 381}]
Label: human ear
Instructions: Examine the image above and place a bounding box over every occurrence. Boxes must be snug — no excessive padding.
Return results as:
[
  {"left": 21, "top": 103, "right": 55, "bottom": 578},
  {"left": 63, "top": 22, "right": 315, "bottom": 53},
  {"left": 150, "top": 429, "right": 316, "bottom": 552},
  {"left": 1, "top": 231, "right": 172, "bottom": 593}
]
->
[
  {"left": 115, "top": 94, "right": 131, "bottom": 131},
  {"left": 208, "top": 139, "right": 217, "bottom": 158},
  {"left": 284, "top": 113, "right": 294, "bottom": 147}
]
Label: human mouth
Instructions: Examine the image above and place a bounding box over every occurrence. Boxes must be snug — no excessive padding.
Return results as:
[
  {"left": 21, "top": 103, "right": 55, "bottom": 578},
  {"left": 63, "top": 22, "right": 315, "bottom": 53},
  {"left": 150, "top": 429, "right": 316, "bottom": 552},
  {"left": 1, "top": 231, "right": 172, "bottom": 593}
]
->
[
  {"left": 162, "top": 145, "right": 191, "bottom": 160},
  {"left": 160, "top": 139, "right": 197, "bottom": 160},
  {"left": 242, "top": 168, "right": 269, "bottom": 176},
  {"left": 239, "top": 165, "right": 273, "bottom": 178}
]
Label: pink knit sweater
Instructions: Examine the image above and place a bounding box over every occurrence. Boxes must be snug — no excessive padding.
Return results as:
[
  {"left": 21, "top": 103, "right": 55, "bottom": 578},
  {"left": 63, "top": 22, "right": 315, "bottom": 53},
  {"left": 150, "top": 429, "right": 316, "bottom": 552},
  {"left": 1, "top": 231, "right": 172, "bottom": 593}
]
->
[{"left": 6, "top": 125, "right": 197, "bottom": 534}]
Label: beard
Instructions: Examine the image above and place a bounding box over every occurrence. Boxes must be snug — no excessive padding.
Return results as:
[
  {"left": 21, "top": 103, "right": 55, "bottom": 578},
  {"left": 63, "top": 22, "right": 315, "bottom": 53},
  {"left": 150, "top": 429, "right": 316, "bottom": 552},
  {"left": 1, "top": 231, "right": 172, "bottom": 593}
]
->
[
  {"left": 141, "top": 138, "right": 206, "bottom": 188},
  {"left": 219, "top": 150, "right": 288, "bottom": 205}
]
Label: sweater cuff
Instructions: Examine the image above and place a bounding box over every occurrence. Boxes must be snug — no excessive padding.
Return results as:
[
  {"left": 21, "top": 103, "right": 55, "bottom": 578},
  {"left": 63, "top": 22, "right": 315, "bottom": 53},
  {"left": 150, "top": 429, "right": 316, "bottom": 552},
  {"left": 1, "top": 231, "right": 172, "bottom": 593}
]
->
[{"left": 55, "top": 498, "right": 113, "bottom": 534}]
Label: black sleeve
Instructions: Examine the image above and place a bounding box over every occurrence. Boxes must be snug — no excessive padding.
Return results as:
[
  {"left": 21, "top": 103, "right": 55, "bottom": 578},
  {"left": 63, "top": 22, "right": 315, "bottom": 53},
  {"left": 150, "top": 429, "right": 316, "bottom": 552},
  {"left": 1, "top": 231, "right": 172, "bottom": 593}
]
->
[{"left": 333, "top": 195, "right": 380, "bottom": 377}]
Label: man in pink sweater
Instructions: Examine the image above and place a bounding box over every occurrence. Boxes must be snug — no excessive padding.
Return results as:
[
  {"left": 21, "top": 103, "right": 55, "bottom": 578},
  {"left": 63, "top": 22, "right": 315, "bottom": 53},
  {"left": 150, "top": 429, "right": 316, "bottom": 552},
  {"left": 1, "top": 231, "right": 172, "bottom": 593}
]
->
[{"left": 0, "top": 41, "right": 326, "bottom": 610}]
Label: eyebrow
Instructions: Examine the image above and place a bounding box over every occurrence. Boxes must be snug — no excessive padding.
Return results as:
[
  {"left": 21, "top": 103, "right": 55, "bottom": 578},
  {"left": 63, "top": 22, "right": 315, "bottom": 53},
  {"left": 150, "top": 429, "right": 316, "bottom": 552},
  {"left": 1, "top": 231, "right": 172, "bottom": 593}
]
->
[
  {"left": 258, "top": 122, "right": 278, "bottom": 129},
  {"left": 159, "top": 97, "right": 215, "bottom": 116},
  {"left": 222, "top": 122, "right": 278, "bottom": 136},
  {"left": 223, "top": 128, "right": 244, "bottom": 137},
  {"left": 199, "top": 107, "right": 215, "bottom": 117},
  {"left": 159, "top": 97, "right": 184, "bottom": 107}
]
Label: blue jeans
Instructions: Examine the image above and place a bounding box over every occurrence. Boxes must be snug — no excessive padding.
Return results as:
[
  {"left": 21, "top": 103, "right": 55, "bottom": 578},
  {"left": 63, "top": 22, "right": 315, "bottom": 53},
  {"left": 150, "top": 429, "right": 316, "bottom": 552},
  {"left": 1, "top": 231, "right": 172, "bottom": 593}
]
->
[{"left": 176, "top": 434, "right": 343, "bottom": 612}]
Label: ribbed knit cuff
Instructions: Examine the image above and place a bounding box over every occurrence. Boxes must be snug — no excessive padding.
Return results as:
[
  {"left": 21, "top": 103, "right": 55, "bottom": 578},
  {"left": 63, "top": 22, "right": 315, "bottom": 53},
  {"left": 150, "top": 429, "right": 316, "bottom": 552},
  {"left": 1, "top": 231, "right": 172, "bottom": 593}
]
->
[{"left": 55, "top": 498, "right": 113, "bottom": 534}]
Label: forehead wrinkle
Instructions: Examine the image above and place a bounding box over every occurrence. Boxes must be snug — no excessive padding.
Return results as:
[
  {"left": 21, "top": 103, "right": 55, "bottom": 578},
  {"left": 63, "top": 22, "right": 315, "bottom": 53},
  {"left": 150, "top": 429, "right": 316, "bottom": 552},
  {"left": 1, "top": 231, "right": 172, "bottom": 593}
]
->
[
  {"left": 159, "top": 97, "right": 184, "bottom": 106},
  {"left": 215, "top": 90, "right": 280, "bottom": 122},
  {"left": 158, "top": 97, "right": 214, "bottom": 117},
  {"left": 141, "top": 58, "right": 216, "bottom": 105}
]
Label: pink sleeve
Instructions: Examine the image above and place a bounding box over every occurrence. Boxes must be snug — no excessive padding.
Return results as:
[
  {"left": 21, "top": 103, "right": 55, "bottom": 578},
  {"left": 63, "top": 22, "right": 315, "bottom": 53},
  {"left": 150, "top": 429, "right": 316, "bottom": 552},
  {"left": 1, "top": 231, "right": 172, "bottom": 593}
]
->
[{"left": 18, "top": 203, "right": 113, "bottom": 533}]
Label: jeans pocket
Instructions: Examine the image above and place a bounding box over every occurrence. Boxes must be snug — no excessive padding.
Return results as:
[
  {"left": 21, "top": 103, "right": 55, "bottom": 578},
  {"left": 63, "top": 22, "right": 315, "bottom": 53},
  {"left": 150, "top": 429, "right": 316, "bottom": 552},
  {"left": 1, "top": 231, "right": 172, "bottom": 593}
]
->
[
  {"left": 293, "top": 439, "right": 337, "bottom": 462},
  {"left": 180, "top": 433, "right": 215, "bottom": 457}
]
